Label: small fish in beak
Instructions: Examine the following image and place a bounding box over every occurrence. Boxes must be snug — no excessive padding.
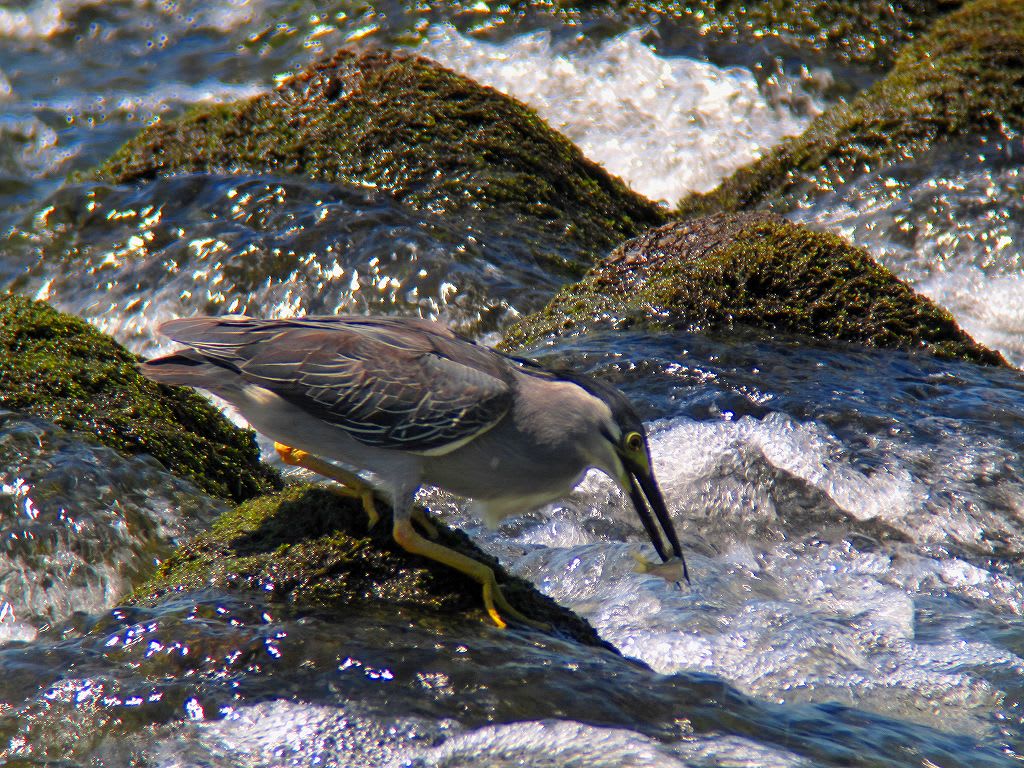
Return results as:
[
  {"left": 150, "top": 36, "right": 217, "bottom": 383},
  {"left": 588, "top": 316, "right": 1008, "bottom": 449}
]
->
[{"left": 630, "top": 550, "right": 689, "bottom": 583}]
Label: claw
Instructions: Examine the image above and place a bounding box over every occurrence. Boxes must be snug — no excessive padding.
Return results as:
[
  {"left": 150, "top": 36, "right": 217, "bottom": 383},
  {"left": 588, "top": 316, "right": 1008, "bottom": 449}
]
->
[{"left": 393, "top": 518, "right": 548, "bottom": 630}]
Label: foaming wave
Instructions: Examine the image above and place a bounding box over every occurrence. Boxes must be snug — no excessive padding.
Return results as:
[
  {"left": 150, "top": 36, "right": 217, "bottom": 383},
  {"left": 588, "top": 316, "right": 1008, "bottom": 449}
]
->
[
  {"left": 0, "top": 411, "right": 224, "bottom": 641},
  {"left": 163, "top": 701, "right": 439, "bottom": 767},
  {"left": 646, "top": 413, "right": 923, "bottom": 534},
  {"left": 501, "top": 531, "right": 1020, "bottom": 738},
  {"left": 791, "top": 138, "right": 1024, "bottom": 366},
  {"left": 404, "top": 720, "right": 805, "bottom": 768},
  {"left": 0, "top": 114, "right": 72, "bottom": 178},
  {"left": 443, "top": 405, "right": 1024, "bottom": 738},
  {"left": 154, "top": 701, "right": 807, "bottom": 768},
  {"left": 418, "top": 26, "right": 814, "bottom": 203}
]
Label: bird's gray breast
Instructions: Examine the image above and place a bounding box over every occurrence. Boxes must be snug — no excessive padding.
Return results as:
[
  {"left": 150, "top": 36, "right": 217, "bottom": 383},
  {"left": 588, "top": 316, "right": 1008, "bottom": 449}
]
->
[{"left": 419, "top": 374, "right": 602, "bottom": 506}]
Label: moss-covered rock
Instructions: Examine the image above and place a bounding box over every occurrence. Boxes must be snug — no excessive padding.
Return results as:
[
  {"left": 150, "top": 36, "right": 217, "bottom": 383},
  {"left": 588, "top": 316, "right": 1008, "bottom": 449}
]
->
[
  {"left": 678, "top": 0, "right": 1024, "bottom": 215},
  {"left": 618, "top": 0, "right": 961, "bottom": 69},
  {"left": 501, "top": 212, "right": 1006, "bottom": 366},
  {"left": 94, "top": 48, "right": 665, "bottom": 271},
  {"left": 128, "top": 484, "right": 611, "bottom": 648},
  {"left": 0, "top": 294, "right": 281, "bottom": 502}
]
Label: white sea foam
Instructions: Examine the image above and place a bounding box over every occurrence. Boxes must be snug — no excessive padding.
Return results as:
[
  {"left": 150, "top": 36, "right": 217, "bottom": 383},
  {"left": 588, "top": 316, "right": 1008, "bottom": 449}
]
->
[
  {"left": 157, "top": 700, "right": 807, "bottom": 768},
  {"left": 418, "top": 26, "right": 814, "bottom": 203},
  {"left": 162, "top": 701, "right": 438, "bottom": 767},
  {"left": 0, "top": 114, "right": 72, "bottom": 177},
  {"left": 0, "top": 0, "right": 65, "bottom": 39},
  {"left": 441, "top": 410, "right": 1024, "bottom": 738},
  {"left": 792, "top": 142, "right": 1024, "bottom": 366},
  {"left": 403, "top": 719, "right": 807, "bottom": 768}
]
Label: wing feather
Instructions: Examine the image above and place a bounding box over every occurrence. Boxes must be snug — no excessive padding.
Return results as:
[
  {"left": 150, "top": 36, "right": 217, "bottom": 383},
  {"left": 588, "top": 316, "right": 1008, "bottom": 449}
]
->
[{"left": 159, "top": 316, "right": 514, "bottom": 453}]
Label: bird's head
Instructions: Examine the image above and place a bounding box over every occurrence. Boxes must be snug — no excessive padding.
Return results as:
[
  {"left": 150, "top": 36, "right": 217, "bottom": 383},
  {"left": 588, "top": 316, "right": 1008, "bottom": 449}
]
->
[{"left": 561, "top": 372, "right": 690, "bottom": 583}]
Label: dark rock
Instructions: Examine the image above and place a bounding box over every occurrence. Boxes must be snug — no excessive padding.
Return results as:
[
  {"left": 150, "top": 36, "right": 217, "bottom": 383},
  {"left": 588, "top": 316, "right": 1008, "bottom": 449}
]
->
[
  {"left": 501, "top": 212, "right": 1006, "bottom": 366},
  {"left": 128, "top": 484, "right": 613, "bottom": 649},
  {"left": 0, "top": 294, "right": 281, "bottom": 502}
]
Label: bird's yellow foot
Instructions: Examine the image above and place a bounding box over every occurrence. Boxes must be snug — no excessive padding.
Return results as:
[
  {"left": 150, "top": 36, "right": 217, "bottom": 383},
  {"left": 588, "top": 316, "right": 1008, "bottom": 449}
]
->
[
  {"left": 393, "top": 519, "right": 548, "bottom": 631},
  {"left": 274, "top": 442, "right": 381, "bottom": 528}
]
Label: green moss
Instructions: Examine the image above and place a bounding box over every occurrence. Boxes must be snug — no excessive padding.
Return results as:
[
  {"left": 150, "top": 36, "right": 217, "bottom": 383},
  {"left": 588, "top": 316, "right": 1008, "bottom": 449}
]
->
[
  {"left": 0, "top": 294, "right": 281, "bottom": 502},
  {"left": 94, "top": 49, "right": 665, "bottom": 269},
  {"left": 678, "top": 0, "right": 1024, "bottom": 215},
  {"left": 128, "top": 484, "right": 611, "bottom": 648},
  {"left": 502, "top": 212, "right": 1006, "bottom": 366}
]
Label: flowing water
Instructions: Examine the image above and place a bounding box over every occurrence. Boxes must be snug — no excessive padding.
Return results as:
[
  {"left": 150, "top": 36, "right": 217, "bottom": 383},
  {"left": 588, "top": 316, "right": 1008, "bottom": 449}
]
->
[
  {"left": 790, "top": 137, "right": 1024, "bottom": 367},
  {"left": 0, "top": 1, "right": 1022, "bottom": 765}
]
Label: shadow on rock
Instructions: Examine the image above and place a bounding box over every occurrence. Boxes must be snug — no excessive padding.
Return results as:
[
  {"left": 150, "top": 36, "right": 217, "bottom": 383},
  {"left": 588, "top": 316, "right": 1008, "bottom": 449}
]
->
[{"left": 129, "top": 484, "right": 612, "bottom": 649}]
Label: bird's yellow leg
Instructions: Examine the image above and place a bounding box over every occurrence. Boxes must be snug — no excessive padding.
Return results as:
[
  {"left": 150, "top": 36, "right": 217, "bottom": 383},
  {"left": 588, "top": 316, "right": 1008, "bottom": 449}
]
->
[
  {"left": 393, "top": 519, "right": 547, "bottom": 631},
  {"left": 410, "top": 507, "right": 438, "bottom": 540},
  {"left": 274, "top": 442, "right": 380, "bottom": 528}
]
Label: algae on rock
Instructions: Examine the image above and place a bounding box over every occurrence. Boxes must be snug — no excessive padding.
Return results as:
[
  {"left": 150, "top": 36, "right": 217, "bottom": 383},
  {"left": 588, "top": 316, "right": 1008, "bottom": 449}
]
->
[
  {"left": 502, "top": 212, "right": 1006, "bottom": 366},
  {"left": 0, "top": 294, "right": 280, "bottom": 502},
  {"left": 678, "top": 0, "right": 1024, "bottom": 215},
  {"left": 129, "top": 484, "right": 611, "bottom": 648},
  {"left": 94, "top": 48, "right": 666, "bottom": 272}
]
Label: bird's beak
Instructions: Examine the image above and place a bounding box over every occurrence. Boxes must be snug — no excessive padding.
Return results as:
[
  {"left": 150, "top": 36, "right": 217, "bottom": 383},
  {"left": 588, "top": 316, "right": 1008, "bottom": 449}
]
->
[{"left": 625, "top": 462, "right": 690, "bottom": 583}]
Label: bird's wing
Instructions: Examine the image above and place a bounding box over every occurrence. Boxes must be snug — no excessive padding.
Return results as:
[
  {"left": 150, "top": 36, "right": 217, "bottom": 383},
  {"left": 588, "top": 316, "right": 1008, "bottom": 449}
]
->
[{"left": 159, "top": 316, "right": 514, "bottom": 453}]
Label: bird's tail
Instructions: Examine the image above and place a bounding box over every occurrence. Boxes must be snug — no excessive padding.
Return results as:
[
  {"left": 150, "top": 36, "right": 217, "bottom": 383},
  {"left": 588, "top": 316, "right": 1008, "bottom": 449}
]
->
[{"left": 139, "top": 351, "right": 240, "bottom": 396}]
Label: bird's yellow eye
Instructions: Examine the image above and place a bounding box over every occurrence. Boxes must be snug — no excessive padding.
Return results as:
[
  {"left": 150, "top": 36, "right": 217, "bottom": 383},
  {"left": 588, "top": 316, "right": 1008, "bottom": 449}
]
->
[{"left": 625, "top": 431, "right": 644, "bottom": 454}]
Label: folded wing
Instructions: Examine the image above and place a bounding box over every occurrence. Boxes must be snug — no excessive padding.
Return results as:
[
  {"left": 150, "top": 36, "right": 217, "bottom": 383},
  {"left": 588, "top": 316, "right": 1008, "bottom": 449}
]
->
[{"left": 158, "top": 316, "right": 514, "bottom": 454}]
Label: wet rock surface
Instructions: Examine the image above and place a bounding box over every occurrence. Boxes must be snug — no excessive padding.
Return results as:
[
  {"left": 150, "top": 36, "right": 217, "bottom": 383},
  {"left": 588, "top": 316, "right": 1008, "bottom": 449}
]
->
[
  {"left": 678, "top": 0, "right": 1024, "bottom": 214},
  {"left": 0, "top": 409, "right": 225, "bottom": 642},
  {"left": 0, "top": 294, "right": 280, "bottom": 502},
  {"left": 502, "top": 212, "right": 1005, "bottom": 366},
  {"left": 129, "top": 483, "right": 611, "bottom": 649},
  {"left": 93, "top": 48, "right": 667, "bottom": 272}
]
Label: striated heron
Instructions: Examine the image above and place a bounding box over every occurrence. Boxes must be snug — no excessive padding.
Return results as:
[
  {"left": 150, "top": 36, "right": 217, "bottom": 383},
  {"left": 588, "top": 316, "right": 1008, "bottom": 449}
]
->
[{"left": 141, "top": 315, "right": 687, "bottom": 628}]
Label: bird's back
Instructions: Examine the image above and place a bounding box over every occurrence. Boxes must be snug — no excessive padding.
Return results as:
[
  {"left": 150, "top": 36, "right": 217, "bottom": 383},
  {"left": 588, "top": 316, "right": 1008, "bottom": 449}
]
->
[{"left": 142, "top": 315, "right": 518, "bottom": 454}]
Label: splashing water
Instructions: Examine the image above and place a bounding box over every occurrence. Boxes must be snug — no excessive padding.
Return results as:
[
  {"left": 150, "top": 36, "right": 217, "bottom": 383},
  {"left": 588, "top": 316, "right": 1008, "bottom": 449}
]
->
[
  {"left": 0, "top": 410, "right": 224, "bottom": 643},
  {"left": 791, "top": 138, "right": 1024, "bottom": 366},
  {"left": 419, "top": 26, "right": 816, "bottom": 203},
  {"left": 426, "top": 331, "right": 1024, "bottom": 748},
  {"left": 6, "top": 175, "right": 578, "bottom": 355}
]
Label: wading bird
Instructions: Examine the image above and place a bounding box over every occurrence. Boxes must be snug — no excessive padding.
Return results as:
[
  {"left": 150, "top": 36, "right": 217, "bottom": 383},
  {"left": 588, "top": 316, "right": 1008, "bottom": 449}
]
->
[{"left": 141, "top": 315, "right": 687, "bottom": 627}]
